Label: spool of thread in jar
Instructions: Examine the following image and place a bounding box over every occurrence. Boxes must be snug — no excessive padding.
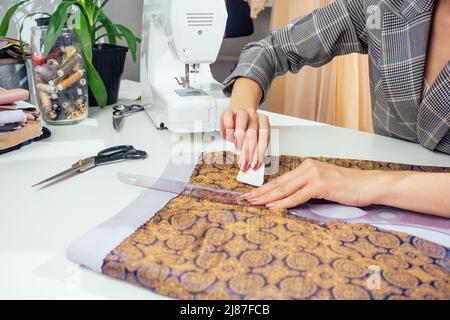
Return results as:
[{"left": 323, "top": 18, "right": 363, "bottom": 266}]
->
[
  {"left": 39, "top": 90, "right": 52, "bottom": 109},
  {"left": 35, "top": 65, "right": 57, "bottom": 82},
  {"left": 36, "top": 83, "right": 57, "bottom": 95},
  {"left": 47, "top": 110, "right": 59, "bottom": 120},
  {"left": 57, "top": 53, "right": 81, "bottom": 78},
  {"left": 76, "top": 97, "right": 85, "bottom": 105},
  {"left": 57, "top": 70, "right": 84, "bottom": 91},
  {"left": 48, "top": 78, "right": 60, "bottom": 87},
  {"left": 62, "top": 46, "right": 77, "bottom": 64},
  {"left": 47, "top": 47, "right": 64, "bottom": 61},
  {"left": 64, "top": 102, "right": 77, "bottom": 115},
  {"left": 73, "top": 63, "right": 83, "bottom": 72},
  {"left": 47, "top": 59, "right": 60, "bottom": 67},
  {"left": 63, "top": 87, "right": 83, "bottom": 100}
]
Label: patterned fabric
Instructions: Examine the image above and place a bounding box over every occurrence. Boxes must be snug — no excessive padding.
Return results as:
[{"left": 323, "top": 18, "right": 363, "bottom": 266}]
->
[
  {"left": 102, "top": 152, "right": 450, "bottom": 300},
  {"left": 223, "top": 0, "right": 450, "bottom": 154}
]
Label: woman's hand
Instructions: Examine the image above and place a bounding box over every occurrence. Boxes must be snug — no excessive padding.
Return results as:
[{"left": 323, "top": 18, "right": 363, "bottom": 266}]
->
[
  {"left": 243, "top": 159, "right": 381, "bottom": 209},
  {"left": 220, "top": 77, "right": 268, "bottom": 171},
  {"left": 220, "top": 107, "right": 270, "bottom": 171}
]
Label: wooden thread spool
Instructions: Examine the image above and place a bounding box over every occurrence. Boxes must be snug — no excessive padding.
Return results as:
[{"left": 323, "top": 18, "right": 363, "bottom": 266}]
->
[
  {"left": 57, "top": 70, "right": 84, "bottom": 91},
  {"left": 57, "top": 53, "right": 81, "bottom": 78},
  {"left": 62, "top": 46, "right": 77, "bottom": 64},
  {"left": 39, "top": 90, "right": 52, "bottom": 109},
  {"left": 36, "top": 83, "right": 56, "bottom": 95},
  {"left": 35, "top": 65, "right": 57, "bottom": 82}
]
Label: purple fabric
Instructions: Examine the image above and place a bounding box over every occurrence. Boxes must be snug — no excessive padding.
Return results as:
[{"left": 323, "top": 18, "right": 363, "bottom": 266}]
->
[
  {"left": 0, "top": 122, "right": 23, "bottom": 132},
  {"left": 0, "top": 110, "right": 26, "bottom": 127},
  {"left": 289, "top": 204, "right": 450, "bottom": 236}
]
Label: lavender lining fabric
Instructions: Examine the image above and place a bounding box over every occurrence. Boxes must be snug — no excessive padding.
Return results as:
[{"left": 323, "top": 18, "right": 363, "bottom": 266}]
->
[{"left": 67, "top": 153, "right": 201, "bottom": 272}]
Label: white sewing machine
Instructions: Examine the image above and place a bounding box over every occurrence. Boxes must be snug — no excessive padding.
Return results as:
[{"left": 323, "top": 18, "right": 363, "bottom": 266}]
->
[{"left": 140, "top": 0, "right": 230, "bottom": 133}]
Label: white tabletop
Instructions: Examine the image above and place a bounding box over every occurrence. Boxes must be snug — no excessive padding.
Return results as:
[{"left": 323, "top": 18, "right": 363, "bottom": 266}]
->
[{"left": 1, "top": 84, "right": 449, "bottom": 299}]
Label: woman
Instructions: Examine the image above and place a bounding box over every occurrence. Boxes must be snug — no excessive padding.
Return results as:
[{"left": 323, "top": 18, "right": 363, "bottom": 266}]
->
[{"left": 220, "top": 0, "right": 450, "bottom": 217}]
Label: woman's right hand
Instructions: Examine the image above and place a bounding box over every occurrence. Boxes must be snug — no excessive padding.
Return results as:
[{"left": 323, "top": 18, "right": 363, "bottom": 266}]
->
[{"left": 220, "top": 107, "right": 270, "bottom": 172}]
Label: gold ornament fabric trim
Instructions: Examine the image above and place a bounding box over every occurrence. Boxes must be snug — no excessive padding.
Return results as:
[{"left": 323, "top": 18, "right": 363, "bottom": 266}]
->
[{"left": 102, "top": 153, "right": 450, "bottom": 300}]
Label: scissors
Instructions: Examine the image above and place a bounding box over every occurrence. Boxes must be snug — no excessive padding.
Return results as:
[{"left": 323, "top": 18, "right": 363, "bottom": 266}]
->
[
  {"left": 113, "top": 104, "right": 145, "bottom": 131},
  {"left": 32, "top": 145, "right": 148, "bottom": 188}
]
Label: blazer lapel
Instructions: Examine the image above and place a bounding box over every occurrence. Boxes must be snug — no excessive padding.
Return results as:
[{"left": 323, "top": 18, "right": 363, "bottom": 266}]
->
[
  {"left": 379, "top": 0, "right": 434, "bottom": 136},
  {"left": 417, "top": 61, "right": 450, "bottom": 150}
]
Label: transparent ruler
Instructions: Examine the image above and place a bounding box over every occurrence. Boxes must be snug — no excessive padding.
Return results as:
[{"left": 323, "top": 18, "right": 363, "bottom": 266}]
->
[{"left": 118, "top": 173, "right": 255, "bottom": 207}]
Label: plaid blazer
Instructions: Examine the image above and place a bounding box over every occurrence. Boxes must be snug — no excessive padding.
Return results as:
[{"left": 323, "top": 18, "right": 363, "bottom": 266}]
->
[{"left": 223, "top": 0, "right": 450, "bottom": 154}]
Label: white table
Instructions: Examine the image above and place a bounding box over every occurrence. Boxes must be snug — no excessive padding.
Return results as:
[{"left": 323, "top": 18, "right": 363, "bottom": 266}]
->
[{"left": 1, "top": 82, "right": 449, "bottom": 299}]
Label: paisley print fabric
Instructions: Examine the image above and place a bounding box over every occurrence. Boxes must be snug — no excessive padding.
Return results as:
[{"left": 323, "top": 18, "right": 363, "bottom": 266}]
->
[{"left": 102, "top": 153, "right": 450, "bottom": 300}]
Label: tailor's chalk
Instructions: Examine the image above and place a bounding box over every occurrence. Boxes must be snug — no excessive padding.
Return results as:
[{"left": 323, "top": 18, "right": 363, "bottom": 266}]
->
[{"left": 237, "top": 164, "right": 265, "bottom": 187}]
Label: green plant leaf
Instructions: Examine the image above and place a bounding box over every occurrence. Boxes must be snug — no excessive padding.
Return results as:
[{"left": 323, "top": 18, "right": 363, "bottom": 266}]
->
[
  {"left": 93, "top": 0, "right": 110, "bottom": 22},
  {"left": 71, "top": 3, "right": 107, "bottom": 106},
  {"left": 43, "top": 0, "right": 75, "bottom": 56},
  {"left": 84, "top": 55, "right": 108, "bottom": 106},
  {"left": 114, "top": 24, "right": 138, "bottom": 63},
  {"left": 71, "top": 8, "right": 92, "bottom": 61},
  {"left": 0, "top": 0, "right": 30, "bottom": 36},
  {"left": 97, "top": 11, "right": 118, "bottom": 45},
  {"left": 94, "top": 32, "right": 122, "bottom": 44}
]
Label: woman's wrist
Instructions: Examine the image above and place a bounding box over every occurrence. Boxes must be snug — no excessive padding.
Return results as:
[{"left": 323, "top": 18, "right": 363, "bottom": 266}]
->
[
  {"left": 364, "top": 170, "right": 407, "bottom": 206},
  {"left": 229, "top": 77, "right": 263, "bottom": 110}
]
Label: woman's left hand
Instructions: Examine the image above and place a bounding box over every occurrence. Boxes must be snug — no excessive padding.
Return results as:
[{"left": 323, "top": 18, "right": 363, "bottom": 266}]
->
[{"left": 243, "top": 159, "right": 381, "bottom": 209}]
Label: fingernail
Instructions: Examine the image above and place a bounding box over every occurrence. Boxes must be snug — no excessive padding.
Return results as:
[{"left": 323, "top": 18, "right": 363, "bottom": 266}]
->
[
  {"left": 266, "top": 203, "right": 275, "bottom": 209},
  {"left": 251, "top": 161, "right": 258, "bottom": 169},
  {"left": 243, "top": 193, "right": 252, "bottom": 198},
  {"left": 248, "top": 197, "right": 259, "bottom": 203}
]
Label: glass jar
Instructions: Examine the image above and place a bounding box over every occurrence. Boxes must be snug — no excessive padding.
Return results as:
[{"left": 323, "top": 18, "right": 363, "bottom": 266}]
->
[{"left": 30, "top": 25, "right": 89, "bottom": 124}]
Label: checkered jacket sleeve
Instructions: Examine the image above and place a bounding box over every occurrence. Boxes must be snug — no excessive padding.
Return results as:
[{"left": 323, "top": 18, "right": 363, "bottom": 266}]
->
[{"left": 223, "top": 0, "right": 369, "bottom": 102}]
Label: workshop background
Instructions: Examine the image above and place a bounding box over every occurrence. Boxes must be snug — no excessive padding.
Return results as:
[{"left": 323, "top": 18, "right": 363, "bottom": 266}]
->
[{"left": 2, "top": 0, "right": 372, "bottom": 132}]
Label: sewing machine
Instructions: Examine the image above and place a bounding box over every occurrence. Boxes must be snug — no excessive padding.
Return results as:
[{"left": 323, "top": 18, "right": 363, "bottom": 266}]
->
[{"left": 140, "top": 0, "right": 229, "bottom": 133}]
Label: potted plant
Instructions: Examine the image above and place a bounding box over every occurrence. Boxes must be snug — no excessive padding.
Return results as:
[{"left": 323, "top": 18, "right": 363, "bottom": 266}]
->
[{"left": 0, "top": 0, "right": 140, "bottom": 107}]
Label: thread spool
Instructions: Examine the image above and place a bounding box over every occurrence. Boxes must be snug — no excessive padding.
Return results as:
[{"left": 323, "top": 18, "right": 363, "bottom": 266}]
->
[
  {"left": 64, "top": 102, "right": 77, "bottom": 116},
  {"left": 46, "top": 47, "right": 64, "bottom": 61},
  {"left": 39, "top": 90, "right": 52, "bottom": 109},
  {"left": 62, "top": 46, "right": 77, "bottom": 64},
  {"left": 63, "top": 87, "right": 83, "bottom": 101},
  {"left": 47, "top": 59, "right": 60, "bottom": 67},
  {"left": 36, "top": 83, "right": 57, "bottom": 95},
  {"left": 47, "top": 110, "right": 59, "bottom": 120},
  {"left": 73, "top": 63, "right": 82, "bottom": 72},
  {"left": 75, "top": 95, "right": 85, "bottom": 106},
  {"left": 57, "top": 70, "right": 84, "bottom": 91},
  {"left": 35, "top": 65, "right": 57, "bottom": 82},
  {"left": 57, "top": 53, "right": 82, "bottom": 78}
]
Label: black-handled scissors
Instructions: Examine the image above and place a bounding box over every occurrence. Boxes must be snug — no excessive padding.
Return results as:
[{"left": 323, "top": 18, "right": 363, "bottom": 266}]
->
[
  {"left": 32, "top": 145, "right": 148, "bottom": 188},
  {"left": 113, "top": 104, "right": 145, "bottom": 131}
]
